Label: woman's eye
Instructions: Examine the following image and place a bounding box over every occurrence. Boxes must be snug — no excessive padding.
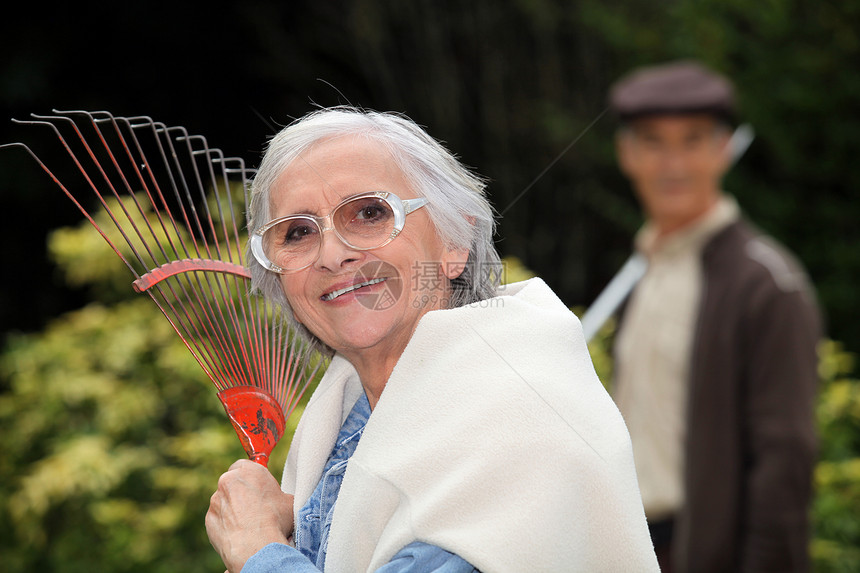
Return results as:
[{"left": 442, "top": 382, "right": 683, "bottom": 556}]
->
[
  {"left": 356, "top": 205, "right": 386, "bottom": 221},
  {"left": 285, "top": 223, "right": 317, "bottom": 243},
  {"left": 346, "top": 198, "right": 392, "bottom": 223}
]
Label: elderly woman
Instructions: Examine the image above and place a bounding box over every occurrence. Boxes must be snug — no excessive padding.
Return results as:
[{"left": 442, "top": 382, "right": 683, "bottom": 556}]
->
[{"left": 205, "top": 107, "right": 658, "bottom": 572}]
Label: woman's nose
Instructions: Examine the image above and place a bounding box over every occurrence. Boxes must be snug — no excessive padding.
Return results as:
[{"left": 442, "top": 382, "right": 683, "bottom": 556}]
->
[{"left": 312, "top": 228, "right": 362, "bottom": 272}]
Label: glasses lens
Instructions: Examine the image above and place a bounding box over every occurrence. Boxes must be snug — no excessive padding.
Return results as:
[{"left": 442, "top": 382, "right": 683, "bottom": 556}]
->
[
  {"left": 262, "top": 217, "right": 320, "bottom": 270},
  {"left": 334, "top": 196, "right": 396, "bottom": 248}
]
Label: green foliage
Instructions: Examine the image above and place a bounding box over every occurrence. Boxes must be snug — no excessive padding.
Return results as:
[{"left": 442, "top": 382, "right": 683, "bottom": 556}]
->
[
  {"left": 582, "top": 313, "right": 615, "bottom": 391},
  {"left": 812, "top": 341, "right": 860, "bottom": 571},
  {"left": 0, "top": 300, "right": 231, "bottom": 572},
  {"left": 501, "top": 255, "right": 537, "bottom": 285},
  {"left": 0, "top": 217, "right": 305, "bottom": 573}
]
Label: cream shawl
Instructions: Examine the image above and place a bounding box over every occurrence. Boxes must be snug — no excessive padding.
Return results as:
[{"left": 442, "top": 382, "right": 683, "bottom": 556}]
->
[{"left": 282, "top": 278, "right": 658, "bottom": 572}]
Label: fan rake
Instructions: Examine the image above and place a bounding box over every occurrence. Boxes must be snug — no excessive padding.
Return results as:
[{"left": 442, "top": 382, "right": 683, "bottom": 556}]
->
[{"left": 3, "top": 110, "right": 321, "bottom": 468}]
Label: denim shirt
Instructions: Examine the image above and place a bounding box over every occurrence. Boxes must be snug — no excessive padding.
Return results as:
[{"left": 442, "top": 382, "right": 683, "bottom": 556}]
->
[
  {"left": 296, "top": 392, "right": 372, "bottom": 567},
  {"left": 241, "top": 394, "right": 478, "bottom": 573}
]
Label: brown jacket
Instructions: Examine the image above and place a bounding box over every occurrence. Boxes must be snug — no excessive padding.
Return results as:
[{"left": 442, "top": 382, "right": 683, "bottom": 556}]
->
[{"left": 622, "top": 219, "right": 822, "bottom": 572}]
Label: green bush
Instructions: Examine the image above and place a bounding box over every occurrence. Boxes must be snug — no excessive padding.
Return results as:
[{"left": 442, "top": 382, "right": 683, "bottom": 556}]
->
[
  {"left": 812, "top": 341, "right": 860, "bottom": 571},
  {"left": 0, "top": 218, "right": 307, "bottom": 572}
]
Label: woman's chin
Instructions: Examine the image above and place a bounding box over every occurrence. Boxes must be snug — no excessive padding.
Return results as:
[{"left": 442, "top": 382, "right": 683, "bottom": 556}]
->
[{"left": 319, "top": 305, "right": 408, "bottom": 355}]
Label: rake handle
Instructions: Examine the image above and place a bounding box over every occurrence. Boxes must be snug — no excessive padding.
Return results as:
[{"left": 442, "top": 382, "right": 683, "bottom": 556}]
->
[{"left": 217, "top": 386, "right": 286, "bottom": 469}]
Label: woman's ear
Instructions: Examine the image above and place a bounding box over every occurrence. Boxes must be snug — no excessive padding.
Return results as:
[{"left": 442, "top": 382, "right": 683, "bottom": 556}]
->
[
  {"left": 441, "top": 246, "right": 470, "bottom": 280},
  {"left": 442, "top": 215, "right": 475, "bottom": 280}
]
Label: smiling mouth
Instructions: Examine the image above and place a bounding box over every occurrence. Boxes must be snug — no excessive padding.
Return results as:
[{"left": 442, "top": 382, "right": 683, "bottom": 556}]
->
[{"left": 321, "top": 277, "right": 387, "bottom": 301}]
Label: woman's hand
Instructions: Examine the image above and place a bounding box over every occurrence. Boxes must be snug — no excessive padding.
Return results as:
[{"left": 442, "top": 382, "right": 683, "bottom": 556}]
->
[{"left": 206, "top": 459, "right": 295, "bottom": 573}]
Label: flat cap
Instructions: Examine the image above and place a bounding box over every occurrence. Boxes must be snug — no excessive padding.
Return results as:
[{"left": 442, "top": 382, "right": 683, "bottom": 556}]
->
[{"left": 609, "top": 60, "right": 736, "bottom": 122}]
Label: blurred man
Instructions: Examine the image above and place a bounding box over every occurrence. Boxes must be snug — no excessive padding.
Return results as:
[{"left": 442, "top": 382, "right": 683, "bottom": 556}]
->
[{"left": 608, "top": 60, "right": 822, "bottom": 572}]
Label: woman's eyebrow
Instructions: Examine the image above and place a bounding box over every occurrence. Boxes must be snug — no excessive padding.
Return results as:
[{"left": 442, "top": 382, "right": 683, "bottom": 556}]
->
[
  {"left": 272, "top": 189, "right": 325, "bottom": 218},
  {"left": 286, "top": 205, "right": 322, "bottom": 217},
  {"left": 277, "top": 194, "right": 344, "bottom": 218},
  {"left": 272, "top": 199, "right": 321, "bottom": 218}
]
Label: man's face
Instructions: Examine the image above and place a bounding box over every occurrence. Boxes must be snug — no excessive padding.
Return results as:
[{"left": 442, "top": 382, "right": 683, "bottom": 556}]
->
[{"left": 616, "top": 114, "right": 731, "bottom": 235}]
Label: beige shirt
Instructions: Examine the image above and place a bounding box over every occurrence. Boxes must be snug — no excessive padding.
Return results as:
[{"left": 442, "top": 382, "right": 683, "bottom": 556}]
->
[{"left": 615, "top": 196, "right": 739, "bottom": 520}]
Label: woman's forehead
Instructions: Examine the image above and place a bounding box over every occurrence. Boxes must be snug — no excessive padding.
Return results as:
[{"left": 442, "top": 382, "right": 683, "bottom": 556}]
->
[{"left": 270, "top": 136, "right": 411, "bottom": 215}]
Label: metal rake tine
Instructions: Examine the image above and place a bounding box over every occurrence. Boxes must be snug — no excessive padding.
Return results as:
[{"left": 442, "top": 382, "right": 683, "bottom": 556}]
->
[
  {"left": 0, "top": 139, "right": 141, "bottom": 277},
  {"left": 11, "top": 116, "right": 153, "bottom": 277},
  {"left": 56, "top": 110, "right": 190, "bottom": 266},
  {"left": 247, "top": 294, "right": 273, "bottom": 393},
  {"left": 215, "top": 155, "right": 256, "bottom": 176},
  {"left": 106, "top": 113, "right": 194, "bottom": 263},
  {"left": 122, "top": 114, "right": 158, "bottom": 124},
  {"left": 158, "top": 124, "right": 217, "bottom": 260},
  {"left": 27, "top": 112, "right": 166, "bottom": 269},
  {"left": 180, "top": 133, "right": 235, "bottom": 263},
  {"left": 46, "top": 109, "right": 110, "bottom": 125},
  {"left": 125, "top": 117, "right": 205, "bottom": 262},
  {"left": 56, "top": 114, "right": 250, "bottom": 287},
  {"left": 125, "top": 119, "right": 256, "bottom": 378},
  {"left": 279, "top": 331, "right": 302, "bottom": 409},
  {"left": 163, "top": 275, "right": 254, "bottom": 389},
  {"left": 173, "top": 132, "right": 261, "bottom": 381},
  {"left": 282, "top": 337, "right": 321, "bottom": 419},
  {"left": 271, "top": 315, "right": 315, "bottom": 412},
  {"left": 62, "top": 112, "right": 252, "bottom": 389},
  {"left": 52, "top": 108, "right": 114, "bottom": 117},
  {"left": 244, "top": 293, "right": 269, "bottom": 392},
  {"left": 10, "top": 118, "right": 213, "bottom": 359},
  {"left": 219, "top": 159, "right": 256, "bottom": 176},
  {"left": 147, "top": 267, "right": 254, "bottom": 390},
  {"left": 140, "top": 281, "right": 231, "bottom": 388},
  {"left": 146, "top": 262, "right": 253, "bottom": 390},
  {"left": 105, "top": 115, "right": 246, "bottom": 374},
  {"left": 195, "top": 153, "right": 261, "bottom": 390},
  {"left": 164, "top": 133, "right": 256, "bottom": 366},
  {"left": 258, "top": 308, "right": 287, "bottom": 406},
  {"left": 134, "top": 119, "right": 211, "bottom": 261},
  {"left": 216, "top": 155, "right": 256, "bottom": 234},
  {"left": 200, "top": 146, "right": 245, "bottom": 266},
  {"left": 100, "top": 117, "right": 240, "bottom": 383},
  {"left": 120, "top": 114, "right": 174, "bottom": 133}
]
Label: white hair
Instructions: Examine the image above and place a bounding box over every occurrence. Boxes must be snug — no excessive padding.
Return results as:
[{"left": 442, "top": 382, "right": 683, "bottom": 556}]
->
[{"left": 247, "top": 107, "right": 501, "bottom": 353}]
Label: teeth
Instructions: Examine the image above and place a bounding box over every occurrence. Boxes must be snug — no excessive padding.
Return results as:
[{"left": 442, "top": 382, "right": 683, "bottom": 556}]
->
[{"left": 322, "top": 277, "right": 386, "bottom": 301}]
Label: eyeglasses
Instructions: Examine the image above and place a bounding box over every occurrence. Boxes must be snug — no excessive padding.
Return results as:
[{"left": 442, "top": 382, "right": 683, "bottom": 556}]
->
[{"left": 250, "top": 191, "right": 428, "bottom": 273}]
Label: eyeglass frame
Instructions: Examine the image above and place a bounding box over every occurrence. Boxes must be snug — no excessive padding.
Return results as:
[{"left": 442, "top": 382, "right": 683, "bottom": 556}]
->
[{"left": 250, "top": 190, "right": 428, "bottom": 274}]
